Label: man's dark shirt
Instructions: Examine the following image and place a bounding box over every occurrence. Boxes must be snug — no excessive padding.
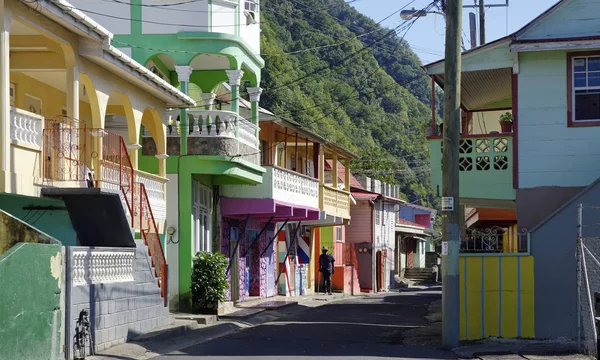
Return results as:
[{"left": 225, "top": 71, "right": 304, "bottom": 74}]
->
[{"left": 319, "top": 253, "right": 335, "bottom": 274}]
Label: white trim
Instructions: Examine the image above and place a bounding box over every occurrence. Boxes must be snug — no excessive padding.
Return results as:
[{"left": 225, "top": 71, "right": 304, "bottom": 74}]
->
[
  {"left": 571, "top": 54, "right": 600, "bottom": 123},
  {"left": 511, "top": 39, "right": 600, "bottom": 53},
  {"left": 512, "top": 52, "right": 519, "bottom": 74}
]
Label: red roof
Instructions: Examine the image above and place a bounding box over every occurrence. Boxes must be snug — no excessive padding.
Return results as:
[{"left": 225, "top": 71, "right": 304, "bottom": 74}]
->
[
  {"left": 397, "top": 218, "right": 426, "bottom": 229},
  {"left": 351, "top": 191, "right": 379, "bottom": 200},
  {"left": 325, "top": 160, "right": 363, "bottom": 189}
]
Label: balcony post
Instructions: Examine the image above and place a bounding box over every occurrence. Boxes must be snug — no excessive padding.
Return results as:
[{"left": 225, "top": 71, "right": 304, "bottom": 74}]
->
[
  {"left": 226, "top": 70, "right": 244, "bottom": 116},
  {"left": 175, "top": 65, "right": 193, "bottom": 155},
  {"left": 344, "top": 158, "right": 350, "bottom": 192},
  {"left": 247, "top": 87, "right": 262, "bottom": 146},
  {"left": 0, "top": 10, "right": 11, "bottom": 191},
  {"left": 332, "top": 154, "right": 338, "bottom": 189}
]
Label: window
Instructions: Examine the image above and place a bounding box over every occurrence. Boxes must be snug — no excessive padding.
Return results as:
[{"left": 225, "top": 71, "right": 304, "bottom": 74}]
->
[
  {"left": 335, "top": 227, "right": 342, "bottom": 242},
  {"left": 192, "top": 180, "right": 212, "bottom": 254},
  {"left": 569, "top": 53, "right": 600, "bottom": 126},
  {"left": 10, "top": 83, "right": 15, "bottom": 107},
  {"left": 244, "top": 0, "right": 259, "bottom": 25},
  {"left": 375, "top": 210, "right": 381, "bottom": 225}
]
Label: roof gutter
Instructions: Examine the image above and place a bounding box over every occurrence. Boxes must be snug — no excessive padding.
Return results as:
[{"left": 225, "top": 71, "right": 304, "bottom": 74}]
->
[{"left": 30, "top": 0, "right": 196, "bottom": 107}]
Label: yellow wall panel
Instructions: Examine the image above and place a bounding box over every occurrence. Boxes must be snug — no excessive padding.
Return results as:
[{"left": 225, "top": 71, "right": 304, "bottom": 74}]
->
[
  {"left": 465, "top": 257, "right": 483, "bottom": 340},
  {"left": 459, "top": 257, "right": 466, "bottom": 340},
  {"left": 459, "top": 255, "right": 534, "bottom": 341},
  {"left": 483, "top": 256, "right": 500, "bottom": 338},
  {"left": 501, "top": 256, "right": 518, "bottom": 338},
  {"left": 519, "top": 257, "right": 535, "bottom": 338}
]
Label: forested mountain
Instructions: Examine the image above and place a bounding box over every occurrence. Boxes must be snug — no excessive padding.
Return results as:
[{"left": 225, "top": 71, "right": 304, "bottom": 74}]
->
[{"left": 257, "top": 0, "right": 443, "bottom": 205}]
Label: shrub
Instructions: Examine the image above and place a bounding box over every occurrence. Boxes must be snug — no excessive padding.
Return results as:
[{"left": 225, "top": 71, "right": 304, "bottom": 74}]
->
[{"left": 191, "top": 252, "right": 229, "bottom": 309}]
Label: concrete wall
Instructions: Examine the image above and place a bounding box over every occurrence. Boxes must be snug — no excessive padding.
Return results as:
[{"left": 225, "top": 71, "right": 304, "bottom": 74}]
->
[
  {"left": 0, "top": 193, "right": 78, "bottom": 247},
  {"left": 65, "top": 242, "right": 170, "bottom": 358},
  {"left": 0, "top": 210, "right": 63, "bottom": 360},
  {"left": 527, "top": 180, "right": 600, "bottom": 339}
]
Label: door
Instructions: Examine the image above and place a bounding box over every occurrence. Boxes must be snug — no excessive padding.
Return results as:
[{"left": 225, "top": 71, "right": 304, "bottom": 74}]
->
[
  {"left": 246, "top": 229, "right": 259, "bottom": 297},
  {"left": 376, "top": 250, "right": 384, "bottom": 292},
  {"left": 265, "top": 230, "right": 276, "bottom": 297},
  {"left": 229, "top": 227, "right": 240, "bottom": 303},
  {"left": 406, "top": 238, "right": 415, "bottom": 268}
]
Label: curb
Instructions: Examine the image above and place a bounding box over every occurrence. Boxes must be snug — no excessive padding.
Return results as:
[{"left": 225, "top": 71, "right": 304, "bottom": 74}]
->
[{"left": 130, "top": 320, "right": 199, "bottom": 343}]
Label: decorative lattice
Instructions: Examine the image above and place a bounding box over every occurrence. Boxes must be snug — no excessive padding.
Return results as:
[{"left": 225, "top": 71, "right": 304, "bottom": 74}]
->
[
  {"left": 459, "top": 139, "right": 473, "bottom": 154},
  {"left": 476, "top": 156, "right": 490, "bottom": 171},
  {"left": 493, "top": 138, "right": 508, "bottom": 152},
  {"left": 459, "top": 157, "right": 473, "bottom": 171},
  {"left": 476, "top": 139, "right": 490, "bottom": 153},
  {"left": 494, "top": 156, "right": 509, "bottom": 170}
]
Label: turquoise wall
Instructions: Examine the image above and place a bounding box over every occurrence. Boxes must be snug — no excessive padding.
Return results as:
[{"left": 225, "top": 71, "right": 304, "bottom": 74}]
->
[
  {"left": 0, "top": 210, "right": 62, "bottom": 359},
  {"left": 519, "top": 0, "right": 600, "bottom": 40},
  {"left": 0, "top": 193, "right": 77, "bottom": 246},
  {"left": 518, "top": 50, "right": 600, "bottom": 189}
]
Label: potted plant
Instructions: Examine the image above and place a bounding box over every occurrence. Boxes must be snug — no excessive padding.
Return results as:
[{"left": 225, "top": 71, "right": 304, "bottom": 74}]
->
[
  {"left": 191, "top": 251, "right": 229, "bottom": 314},
  {"left": 499, "top": 112, "right": 513, "bottom": 133}
]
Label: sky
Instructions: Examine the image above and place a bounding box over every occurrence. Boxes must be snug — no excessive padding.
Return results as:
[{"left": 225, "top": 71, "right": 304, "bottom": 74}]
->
[{"left": 352, "top": 0, "right": 559, "bottom": 64}]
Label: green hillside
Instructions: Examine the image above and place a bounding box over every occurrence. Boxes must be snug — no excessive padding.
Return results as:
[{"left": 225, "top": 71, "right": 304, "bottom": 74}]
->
[{"left": 257, "top": 0, "right": 441, "bottom": 204}]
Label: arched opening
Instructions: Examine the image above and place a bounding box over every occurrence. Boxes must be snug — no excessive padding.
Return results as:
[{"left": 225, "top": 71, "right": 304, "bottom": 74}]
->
[{"left": 141, "top": 107, "right": 167, "bottom": 177}]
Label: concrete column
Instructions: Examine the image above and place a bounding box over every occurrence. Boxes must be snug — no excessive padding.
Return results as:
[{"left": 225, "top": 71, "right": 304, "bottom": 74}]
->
[
  {"left": 200, "top": 93, "right": 216, "bottom": 110},
  {"left": 0, "top": 10, "right": 11, "bottom": 192},
  {"left": 175, "top": 66, "right": 192, "bottom": 155},
  {"left": 66, "top": 63, "right": 79, "bottom": 123},
  {"left": 225, "top": 70, "right": 244, "bottom": 115},
  {"left": 247, "top": 87, "right": 262, "bottom": 146}
]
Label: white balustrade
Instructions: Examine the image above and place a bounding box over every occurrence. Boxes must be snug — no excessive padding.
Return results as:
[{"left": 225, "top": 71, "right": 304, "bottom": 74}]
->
[
  {"left": 271, "top": 166, "right": 319, "bottom": 208},
  {"left": 135, "top": 170, "right": 167, "bottom": 221},
  {"left": 145, "top": 110, "right": 258, "bottom": 149},
  {"left": 10, "top": 107, "right": 44, "bottom": 148},
  {"left": 72, "top": 249, "right": 135, "bottom": 285}
]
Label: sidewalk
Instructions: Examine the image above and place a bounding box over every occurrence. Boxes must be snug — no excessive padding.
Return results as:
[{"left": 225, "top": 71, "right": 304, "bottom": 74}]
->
[{"left": 87, "top": 292, "right": 352, "bottom": 360}]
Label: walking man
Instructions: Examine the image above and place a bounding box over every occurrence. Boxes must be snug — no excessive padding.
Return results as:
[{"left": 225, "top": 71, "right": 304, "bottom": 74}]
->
[{"left": 319, "top": 246, "right": 335, "bottom": 295}]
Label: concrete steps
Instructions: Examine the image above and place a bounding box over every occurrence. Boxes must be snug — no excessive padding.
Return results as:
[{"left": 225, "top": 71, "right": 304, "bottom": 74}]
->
[{"left": 404, "top": 268, "right": 435, "bottom": 283}]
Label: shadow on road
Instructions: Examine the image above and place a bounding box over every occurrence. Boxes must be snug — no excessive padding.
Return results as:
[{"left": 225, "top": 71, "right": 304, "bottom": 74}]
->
[{"left": 154, "top": 291, "right": 455, "bottom": 359}]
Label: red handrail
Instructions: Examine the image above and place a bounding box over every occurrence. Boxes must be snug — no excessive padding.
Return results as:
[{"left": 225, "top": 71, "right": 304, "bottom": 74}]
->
[
  {"left": 139, "top": 182, "right": 167, "bottom": 303},
  {"left": 42, "top": 121, "right": 166, "bottom": 301}
]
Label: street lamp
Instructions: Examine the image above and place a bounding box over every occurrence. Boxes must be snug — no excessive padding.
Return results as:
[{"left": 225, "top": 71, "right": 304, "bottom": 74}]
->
[{"left": 400, "top": 7, "right": 446, "bottom": 20}]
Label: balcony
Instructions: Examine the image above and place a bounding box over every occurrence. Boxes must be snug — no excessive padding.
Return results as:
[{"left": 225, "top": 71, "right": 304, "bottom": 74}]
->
[
  {"left": 142, "top": 110, "right": 260, "bottom": 165},
  {"left": 10, "top": 107, "right": 44, "bottom": 150},
  {"left": 429, "top": 134, "right": 516, "bottom": 205},
  {"left": 321, "top": 185, "right": 351, "bottom": 219},
  {"left": 221, "top": 166, "right": 321, "bottom": 220}
]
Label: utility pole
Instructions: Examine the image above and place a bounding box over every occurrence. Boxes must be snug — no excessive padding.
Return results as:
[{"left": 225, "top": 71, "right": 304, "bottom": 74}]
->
[
  {"left": 441, "top": 0, "right": 462, "bottom": 350},
  {"left": 479, "top": 0, "right": 486, "bottom": 45},
  {"left": 469, "top": 12, "right": 477, "bottom": 48}
]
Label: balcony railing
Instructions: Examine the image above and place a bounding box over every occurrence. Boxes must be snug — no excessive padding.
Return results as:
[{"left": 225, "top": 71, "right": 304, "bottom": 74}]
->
[
  {"left": 135, "top": 170, "right": 167, "bottom": 222},
  {"left": 461, "top": 226, "right": 529, "bottom": 254},
  {"left": 145, "top": 109, "right": 259, "bottom": 149},
  {"left": 320, "top": 185, "right": 351, "bottom": 219},
  {"left": 429, "top": 135, "right": 516, "bottom": 201},
  {"left": 10, "top": 107, "right": 43, "bottom": 149},
  {"left": 221, "top": 165, "right": 319, "bottom": 209}
]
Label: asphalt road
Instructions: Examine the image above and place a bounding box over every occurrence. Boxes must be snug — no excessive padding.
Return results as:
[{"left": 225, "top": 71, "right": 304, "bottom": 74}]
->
[{"left": 154, "top": 289, "right": 458, "bottom": 360}]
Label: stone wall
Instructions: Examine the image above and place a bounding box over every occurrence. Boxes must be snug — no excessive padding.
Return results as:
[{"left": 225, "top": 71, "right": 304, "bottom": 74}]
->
[
  {"left": 65, "top": 241, "right": 170, "bottom": 358},
  {"left": 142, "top": 137, "right": 260, "bottom": 165}
]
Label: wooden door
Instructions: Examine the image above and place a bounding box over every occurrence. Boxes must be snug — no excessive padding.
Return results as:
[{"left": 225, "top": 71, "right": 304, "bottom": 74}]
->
[{"left": 406, "top": 238, "right": 415, "bottom": 268}]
